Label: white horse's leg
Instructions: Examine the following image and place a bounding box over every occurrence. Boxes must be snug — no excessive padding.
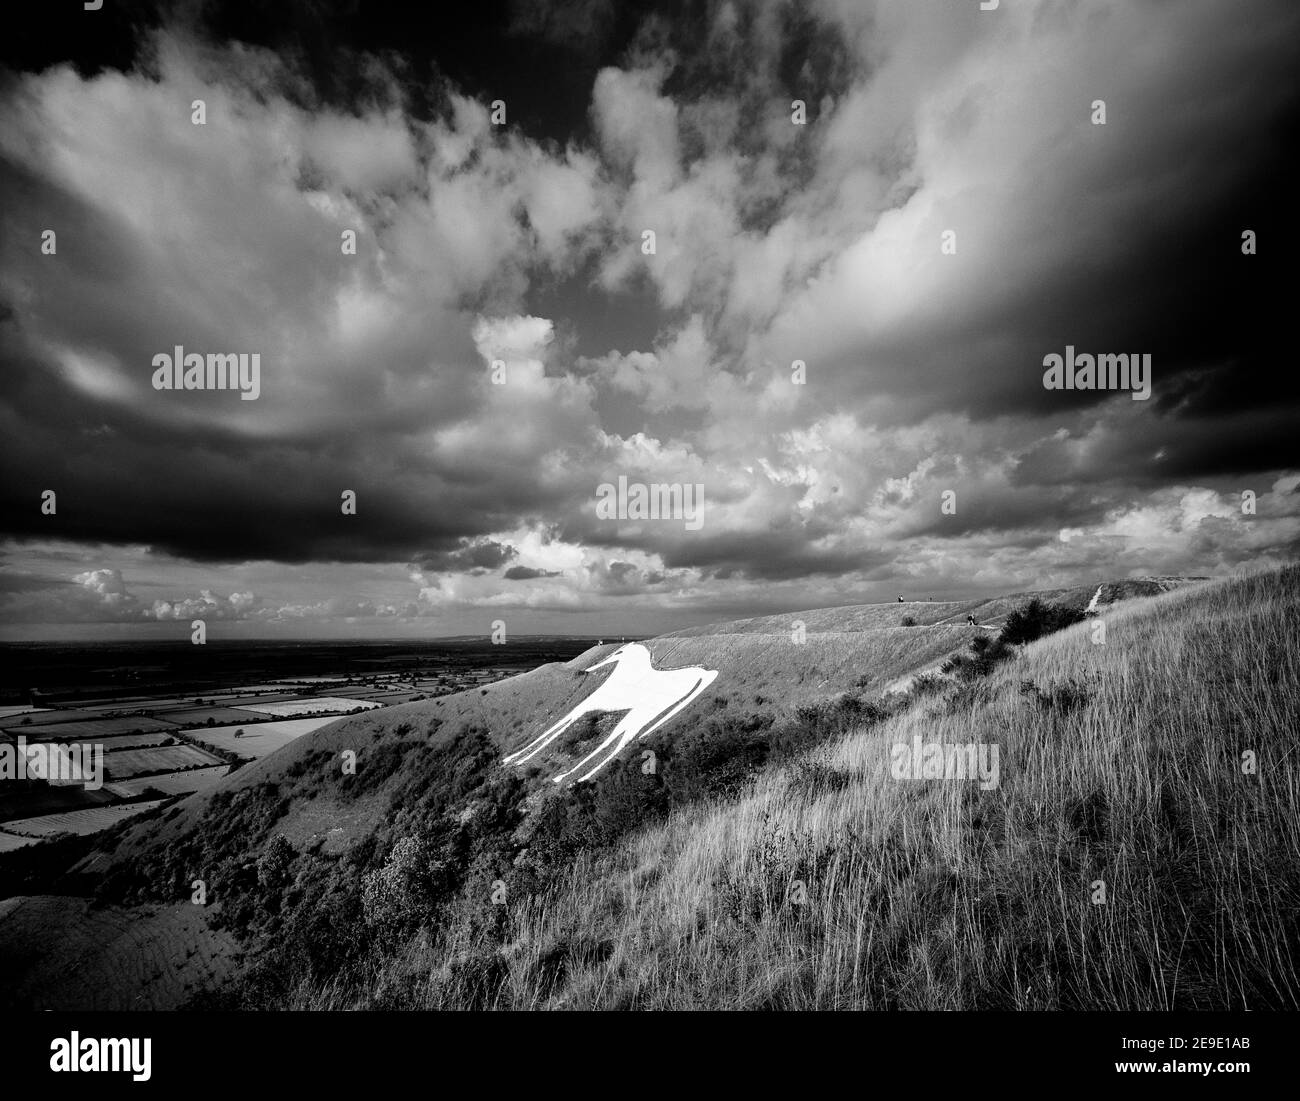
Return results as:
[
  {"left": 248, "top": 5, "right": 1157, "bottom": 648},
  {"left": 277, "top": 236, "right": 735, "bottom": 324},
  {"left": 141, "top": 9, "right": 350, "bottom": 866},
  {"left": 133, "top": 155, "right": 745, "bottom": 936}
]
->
[
  {"left": 622, "top": 674, "right": 713, "bottom": 741},
  {"left": 551, "top": 713, "right": 638, "bottom": 784},
  {"left": 577, "top": 670, "right": 712, "bottom": 785},
  {"left": 504, "top": 703, "right": 594, "bottom": 765},
  {"left": 568, "top": 672, "right": 715, "bottom": 784},
  {"left": 626, "top": 675, "right": 709, "bottom": 732}
]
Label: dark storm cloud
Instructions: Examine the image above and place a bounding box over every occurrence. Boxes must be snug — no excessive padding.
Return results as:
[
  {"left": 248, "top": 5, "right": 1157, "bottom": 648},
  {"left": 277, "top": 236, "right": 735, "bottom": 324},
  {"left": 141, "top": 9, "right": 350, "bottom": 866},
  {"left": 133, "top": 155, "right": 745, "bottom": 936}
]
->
[
  {"left": 760, "top": 22, "right": 1300, "bottom": 429},
  {"left": 507, "top": 0, "right": 621, "bottom": 57},
  {"left": 662, "top": 531, "right": 886, "bottom": 583},
  {"left": 0, "top": 38, "right": 601, "bottom": 565},
  {"left": 1013, "top": 404, "right": 1300, "bottom": 488},
  {"left": 416, "top": 540, "right": 518, "bottom": 574},
  {"left": 0, "top": 339, "right": 535, "bottom": 565},
  {"left": 504, "top": 565, "right": 561, "bottom": 580},
  {"left": 0, "top": 570, "right": 71, "bottom": 594}
]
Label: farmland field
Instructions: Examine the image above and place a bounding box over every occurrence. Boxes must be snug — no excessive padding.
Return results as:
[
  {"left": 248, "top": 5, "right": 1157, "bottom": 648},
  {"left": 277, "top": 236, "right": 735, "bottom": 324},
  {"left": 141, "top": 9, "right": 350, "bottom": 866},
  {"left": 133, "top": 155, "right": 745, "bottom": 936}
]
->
[
  {"left": 106, "top": 765, "right": 231, "bottom": 797},
  {"left": 355, "top": 691, "right": 423, "bottom": 703},
  {"left": 0, "top": 709, "right": 98, "bottom": 727},
  {"left": 192, "top": 691, "right": 308, "bottom": 707},
  {"left": 146, "top": 706, "right": 266, "bottom": 726},
  {"left": 0, "top": 638, "right": 595, "bottom": 845},
  {"left": 9, "top": 716, "right": 180, "bottom": 740},
  {"left": 0, "top": 783, "right": 117, "bottom": 822},
  {"left": 274, "top": 675, "right": 349, "bottom": 684},
  {"left": 0, "top": 706, "right": 47, "bottom": 720},
  {"left": 80, "top": 694, "right": 279, "bottom": 711},
  {"left": 182, "top": 715, "right": 338, "bottom": 757},
  {"left": 3, "top": 800, "right": 168, "bottom": 837},
  {"left": 75, "top": 696, "right": 171, "bottom": 711},
  {"left": 90, "top": 731, "right": 181, "bottom": 749},
  {"left": 103, "top": 745, "right": 222, "bottom": 778},
  {"left": 241, "top": 697, "right": 382, "bottom": 717}
]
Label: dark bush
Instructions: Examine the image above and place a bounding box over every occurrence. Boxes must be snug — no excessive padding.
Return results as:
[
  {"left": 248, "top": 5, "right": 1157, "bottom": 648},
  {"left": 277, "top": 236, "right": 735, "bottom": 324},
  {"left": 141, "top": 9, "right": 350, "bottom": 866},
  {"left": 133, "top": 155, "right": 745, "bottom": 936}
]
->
[
  {"left": 941, "top": 599, "right": 1083, "bottom": 682},
  {"left": 1019, "top": 677, "right": 1093, "bottom": 715},
  {"left": 1000, "top": 598, "right": 1085, "bottom": 646},
  {"left": 257, "top": 834, "right": 295, "bottom": 888}
]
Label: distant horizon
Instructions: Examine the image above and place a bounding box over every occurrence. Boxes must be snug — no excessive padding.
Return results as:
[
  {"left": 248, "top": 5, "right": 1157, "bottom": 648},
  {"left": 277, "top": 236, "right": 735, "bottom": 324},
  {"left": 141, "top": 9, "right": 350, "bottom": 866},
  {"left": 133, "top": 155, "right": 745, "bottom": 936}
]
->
[
  {"left": 0, "top": 569, "right": 1232, "bottom": 644},
  {"left": 0, "top": 588, "right": 1085, "bottom": 642},
  {"left": 0, "top": 633, "right": 627, "bottom": 646}
]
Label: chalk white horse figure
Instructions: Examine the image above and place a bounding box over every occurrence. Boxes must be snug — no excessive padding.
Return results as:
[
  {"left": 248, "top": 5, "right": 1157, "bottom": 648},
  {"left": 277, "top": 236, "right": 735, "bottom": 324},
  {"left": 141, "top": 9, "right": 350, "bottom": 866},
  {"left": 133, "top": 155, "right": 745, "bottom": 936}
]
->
[{"left": 503, "top": 643, "right": 718, "bottom": 784}]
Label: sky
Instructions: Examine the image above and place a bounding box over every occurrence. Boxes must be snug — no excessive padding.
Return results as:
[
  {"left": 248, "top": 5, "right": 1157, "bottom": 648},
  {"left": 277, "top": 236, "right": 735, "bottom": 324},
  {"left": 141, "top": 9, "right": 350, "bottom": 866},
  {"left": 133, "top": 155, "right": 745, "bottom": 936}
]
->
[{"left": 1, "top": 0, "right": 1298, "bottom": 640}]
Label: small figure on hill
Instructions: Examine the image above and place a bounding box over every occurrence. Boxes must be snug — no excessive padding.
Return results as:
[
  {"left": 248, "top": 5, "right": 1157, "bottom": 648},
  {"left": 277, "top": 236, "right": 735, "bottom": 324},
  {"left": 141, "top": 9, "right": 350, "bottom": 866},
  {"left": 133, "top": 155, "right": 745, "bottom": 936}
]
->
[
  {"left": 966, "top": 614, "right": 977, "bottom": 627},
  {"left": 897, "top": 595, "right": 904, "bottom": 603}
]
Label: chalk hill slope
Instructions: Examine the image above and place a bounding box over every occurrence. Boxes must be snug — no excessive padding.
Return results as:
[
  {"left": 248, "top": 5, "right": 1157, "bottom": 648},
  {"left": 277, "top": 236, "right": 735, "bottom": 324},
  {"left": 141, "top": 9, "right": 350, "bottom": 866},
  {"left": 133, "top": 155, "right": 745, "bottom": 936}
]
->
[
  {"left": 328, "top": 566, "right": 1299, "bottom": 1009},
  {"left": 0, "top": 573, "right": 1230, "bottom": 1010},
  {"left": 91, "top": 577, "right": 1198, "bottom": 859}
]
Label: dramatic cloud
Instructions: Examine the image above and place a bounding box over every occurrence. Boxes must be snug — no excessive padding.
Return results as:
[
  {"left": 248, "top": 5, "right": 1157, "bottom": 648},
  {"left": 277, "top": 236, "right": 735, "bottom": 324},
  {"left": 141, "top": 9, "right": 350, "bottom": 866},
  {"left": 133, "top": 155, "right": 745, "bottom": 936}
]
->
[{"left": 1, "top": 0, "right": 1297, "bottom": 635}]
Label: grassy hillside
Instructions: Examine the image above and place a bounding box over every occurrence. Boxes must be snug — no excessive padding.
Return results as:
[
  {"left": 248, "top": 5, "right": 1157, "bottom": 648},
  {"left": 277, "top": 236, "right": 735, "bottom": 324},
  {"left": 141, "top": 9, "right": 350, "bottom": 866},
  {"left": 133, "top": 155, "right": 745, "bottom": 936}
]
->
[
  {"left": 56, "top": 576, "right": 1197, "bottom": 868},
  {"left": 292, "top": 566, "right": 1298, "bottom": 1010},
  {"left": 664, "top": 578, "right": 1204, "bottom": 636},
  {"left": 5, "top": 570, "right": 1272, "bottom": 1012},
  {"left": 76, "top": 601, "right": 995, "bottom": 861},
  {"left": 2, "top": 589, "right": 991, "bottom": 1008}
]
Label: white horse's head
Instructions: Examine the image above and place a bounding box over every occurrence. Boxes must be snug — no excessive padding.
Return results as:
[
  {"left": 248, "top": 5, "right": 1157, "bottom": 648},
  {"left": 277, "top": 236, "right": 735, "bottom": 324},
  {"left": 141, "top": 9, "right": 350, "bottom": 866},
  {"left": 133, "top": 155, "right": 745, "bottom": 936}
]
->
[{"left": 586, "top": 642, "right": 645, "bottom": 672}]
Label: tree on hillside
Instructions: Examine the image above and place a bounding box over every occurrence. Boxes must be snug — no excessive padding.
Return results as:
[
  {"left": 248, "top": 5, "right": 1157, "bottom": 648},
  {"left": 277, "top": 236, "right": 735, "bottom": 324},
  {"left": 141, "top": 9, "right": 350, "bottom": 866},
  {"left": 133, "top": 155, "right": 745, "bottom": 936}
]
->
[
  {"left": 257, "top": 834, "right": 295, "bottom": 889},
  {"left": 361, "top": 835, "right": 439, "bottom": 947}
]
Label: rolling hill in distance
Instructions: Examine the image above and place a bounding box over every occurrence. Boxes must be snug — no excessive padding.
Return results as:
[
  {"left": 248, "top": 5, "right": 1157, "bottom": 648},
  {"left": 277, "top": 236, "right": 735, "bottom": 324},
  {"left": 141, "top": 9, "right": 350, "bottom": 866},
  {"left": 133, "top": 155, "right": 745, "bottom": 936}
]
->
[{"left": 3, "top": 568, "right": 1296, "bottom": 1011}]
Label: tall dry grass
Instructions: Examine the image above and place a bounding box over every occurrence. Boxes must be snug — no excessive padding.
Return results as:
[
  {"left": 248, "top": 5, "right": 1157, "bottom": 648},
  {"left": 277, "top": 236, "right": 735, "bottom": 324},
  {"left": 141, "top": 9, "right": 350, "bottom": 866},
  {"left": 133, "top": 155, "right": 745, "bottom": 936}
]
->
[{"left": 306, "top": 566, "right": 1300, "bottom": 1010}]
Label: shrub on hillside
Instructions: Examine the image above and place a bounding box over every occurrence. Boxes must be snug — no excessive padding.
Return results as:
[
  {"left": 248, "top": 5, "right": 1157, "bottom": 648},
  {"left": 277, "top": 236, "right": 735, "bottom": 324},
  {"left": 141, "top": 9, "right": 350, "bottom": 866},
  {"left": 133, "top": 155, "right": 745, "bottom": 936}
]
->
[
  {"left": 654, "top": 711, "right": 776, "bottom": 803},
  {"left": 361, "top": 835, "right": 441, "bottom": 948},
  {"left": 257, "top": 834, "right": 295, "bottom": 889},
  {"left": 557, "top": 711, "right": 605, "bottom": 754},
  {"left": 1019, "top": 676, "right": 1094, "bottom": 715},
  {"left": 1000, "top": 598, "right": 1085, "bottom": 645},
  {"left": 907, "top": 673, "right": 946, "bottom": 698},
  {"left": 523, "top": 759, "right": 668, "bottom": 875},
  {"left": 942, "top": 599, "right": 1083, "bottom": 681}
]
